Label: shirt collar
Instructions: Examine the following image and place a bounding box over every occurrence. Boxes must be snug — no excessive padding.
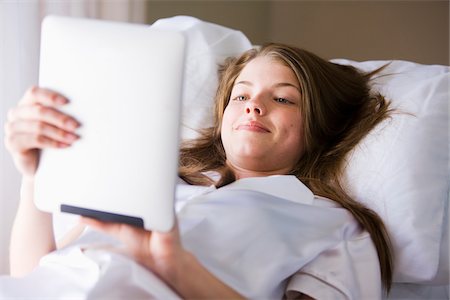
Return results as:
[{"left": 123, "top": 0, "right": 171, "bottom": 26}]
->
[{"left": 219, "top": 175, "right": 314, "bottom": 205}]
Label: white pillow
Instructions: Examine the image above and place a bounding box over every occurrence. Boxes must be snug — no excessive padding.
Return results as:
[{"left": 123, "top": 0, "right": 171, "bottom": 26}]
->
[
  {"left": 151, "top": 16, "right": 252, "bottom": 140},
  {"left": 151, "top": 16, "right": 449, "bottom": 284},
  {"left": 334, "top": 59, "right": 449, "bottom": 283}
]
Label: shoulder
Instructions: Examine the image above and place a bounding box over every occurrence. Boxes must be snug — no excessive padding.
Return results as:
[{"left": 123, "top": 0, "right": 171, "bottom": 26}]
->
[
  {"left": 286, "top": 236, "right": 381, "bottom": 299},
  {"left": 286, "top": 195, "right": 382, "bottom": 299}
]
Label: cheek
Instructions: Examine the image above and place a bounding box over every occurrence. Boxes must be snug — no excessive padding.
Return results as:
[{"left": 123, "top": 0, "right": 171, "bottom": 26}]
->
[
  {"left": 284, "top": 117, "right": 304, "bottom": 151},
  {"left": 221, "top": 107, "right": 234, "bottom": 143},
  {"left": 221, "top": 105, "right": 239, "bottom": 130},
  {"left": 286, "top": 122, "right": 301, "bottom": 142},
  {"left": 221, "top": 108, "right": 230, "bottom": 131}
]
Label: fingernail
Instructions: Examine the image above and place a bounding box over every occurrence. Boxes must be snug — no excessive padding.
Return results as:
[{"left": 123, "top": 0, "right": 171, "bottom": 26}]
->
[
  {"left": 51, "top": 94, "right": 67, "bottom": 104},
  {"left": 65, "top": 119, "right": 80, "bottom": 130},
  {"left": 65, "top": 133, "right": 79, "bottom": 142},
  {"left": 58, "top": 142, "right": 70, "bottom": 148},
  {"left": 57, "top": 96, "right": 68, "bottom": 104}
]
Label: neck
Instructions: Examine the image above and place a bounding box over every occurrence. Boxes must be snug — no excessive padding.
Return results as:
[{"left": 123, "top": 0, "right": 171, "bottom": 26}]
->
[{"left": 226, "top": 160, "right": 292, "bottom": 180}]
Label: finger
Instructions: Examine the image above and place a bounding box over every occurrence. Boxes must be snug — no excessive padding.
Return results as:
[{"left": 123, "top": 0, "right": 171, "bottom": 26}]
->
[
  {"left": 81, "top": 217, "right": 147, "bottom": 238},
  {"left": 20, "top": 86, "right": 69, "bottom": 107},
  {"left": 4, "top": 133, "right": 71, "bottom": 152},
  {"left": 7, "top": 104, "right": 80, "bottom": 132},
  {"left": 80, "top": 217, "right": 130, "bottom": 237},
  {"left": 81, "top": 244, "right": 129, "bottom": 256},
  {"left": 80, "top": 217, "right": 151, "bottom": 250},
  {"left": 5, "top": 120, "right": 80, "bottom": 145},
  {"left": 80, "top": 217, "right": 113, "bottom": 231}
]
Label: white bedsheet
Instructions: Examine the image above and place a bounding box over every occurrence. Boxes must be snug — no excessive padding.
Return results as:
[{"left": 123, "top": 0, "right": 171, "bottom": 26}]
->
[
  {"left": 0, "top": 230, "right": 180, "bottom": 299},
  {"left": 0, "top": 176, "right": 383, "bottom": 299}
]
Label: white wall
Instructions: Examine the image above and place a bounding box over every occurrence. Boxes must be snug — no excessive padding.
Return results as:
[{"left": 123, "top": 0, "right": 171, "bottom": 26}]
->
[
  {"left": 0, "top": 2, "right": 41, "bottom": 275},
  {"left": 0, "top": 0, "right": 147, "bottom": 276}
]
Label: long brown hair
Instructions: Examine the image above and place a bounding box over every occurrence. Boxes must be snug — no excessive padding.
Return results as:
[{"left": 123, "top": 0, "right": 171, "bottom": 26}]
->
[{"left": 179, "top": 43, "right": 394, "bottom": 292}]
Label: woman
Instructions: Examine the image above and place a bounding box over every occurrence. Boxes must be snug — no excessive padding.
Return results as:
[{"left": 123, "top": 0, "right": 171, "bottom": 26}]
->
[{"left": 4, "top": 43, "right": 393, "bottom": 299}]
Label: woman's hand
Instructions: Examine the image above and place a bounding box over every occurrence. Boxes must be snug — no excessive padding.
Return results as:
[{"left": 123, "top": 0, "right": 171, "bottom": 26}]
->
[
  {"left": 80, "top": 218, "right": 185, "bottom": 287},
  {"left": 4, "top": 86, "right": 80, "bottom": 177},
  {"left": 6, "top": 86, "right": 81, "bottom": 276},
  {"left": 80, "top": 218, "right": 244, "bottom": 298}
]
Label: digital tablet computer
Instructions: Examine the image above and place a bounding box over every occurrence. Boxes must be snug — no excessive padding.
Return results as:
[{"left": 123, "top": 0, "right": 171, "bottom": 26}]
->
[{"left": 34, "top": 15, "right": 185, "bottom": 232}]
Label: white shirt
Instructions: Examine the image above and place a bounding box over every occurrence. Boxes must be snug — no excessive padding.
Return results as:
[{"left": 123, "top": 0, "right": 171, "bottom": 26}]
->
[{"left": 175, "top": 175, "right": 382, "bottom": 299}]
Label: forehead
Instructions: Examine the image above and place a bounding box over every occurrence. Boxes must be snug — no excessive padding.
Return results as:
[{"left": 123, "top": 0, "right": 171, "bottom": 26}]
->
[{"left": 236, "top": 56, "right": 298, "bottom": 86}]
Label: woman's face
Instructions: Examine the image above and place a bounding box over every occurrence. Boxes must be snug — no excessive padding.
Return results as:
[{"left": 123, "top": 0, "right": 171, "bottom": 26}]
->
[{"left": 221, "top": 56, "right": 304, "bottom": 177}]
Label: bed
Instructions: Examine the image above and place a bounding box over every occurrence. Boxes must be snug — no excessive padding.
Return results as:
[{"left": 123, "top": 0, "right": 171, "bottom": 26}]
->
[
  {"left": 334, "top": 59, "right": 449, "bottom": 299},
  {"left": 1, "top": 15, "right": 448, "bottom": 299},
  {"left": 171, "top": 17, "right": 450, "bottom": 298}
]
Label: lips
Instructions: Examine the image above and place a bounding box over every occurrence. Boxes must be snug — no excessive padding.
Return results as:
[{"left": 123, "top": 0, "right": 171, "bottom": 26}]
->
[{"left": 236, "top": 120, "right": 270, "bottom": 133}]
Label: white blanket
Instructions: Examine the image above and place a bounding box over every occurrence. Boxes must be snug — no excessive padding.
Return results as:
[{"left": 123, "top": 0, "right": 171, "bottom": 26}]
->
[
  {"left": 0, "top": 231, "right": 180, "bottom": 299},
  {"left": 1, "top": 176, "right": 381, "bottom": 299}
]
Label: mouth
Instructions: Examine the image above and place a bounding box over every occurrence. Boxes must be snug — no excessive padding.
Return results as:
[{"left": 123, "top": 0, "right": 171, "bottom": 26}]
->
[{"left": 236, "top": 121, "right": 270, "bottom": 133}]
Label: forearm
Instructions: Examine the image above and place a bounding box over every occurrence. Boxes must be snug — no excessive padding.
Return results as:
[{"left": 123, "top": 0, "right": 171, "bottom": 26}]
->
[
  {"left": 9, "top": 177, "right": 56, "bottom": 277},
  {"left": 172, "top": 251, "right": 244, "bottom": 299},
  {"left": 79, "top": 217, "right": 243, "bottom": 298}
]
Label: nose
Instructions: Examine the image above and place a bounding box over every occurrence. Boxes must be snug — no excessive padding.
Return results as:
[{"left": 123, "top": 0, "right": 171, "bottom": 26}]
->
[{"left": 245, "top": 98, "right": 265, "bottom": 115}]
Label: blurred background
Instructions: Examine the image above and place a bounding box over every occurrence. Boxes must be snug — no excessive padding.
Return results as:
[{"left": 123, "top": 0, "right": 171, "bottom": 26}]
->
[
  {"left": 0, "top": 0, "right": 448, "bottom": 274},
  {"left": 145, "top": 0, "right": 449, "bottom": 65}
]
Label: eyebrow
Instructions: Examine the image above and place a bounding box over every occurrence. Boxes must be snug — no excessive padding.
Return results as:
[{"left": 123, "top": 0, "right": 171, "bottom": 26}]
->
[{"left": 234, "top": 80, "right": 301, "bottom": 93}]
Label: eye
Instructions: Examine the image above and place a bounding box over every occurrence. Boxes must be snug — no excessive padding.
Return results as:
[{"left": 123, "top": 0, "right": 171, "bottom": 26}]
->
[
  {"left": 274, "top": 97, "right": 293, "bottom": 104},
  {"left": 232, "top": 95, "right": 248, "bottom": 101}
]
